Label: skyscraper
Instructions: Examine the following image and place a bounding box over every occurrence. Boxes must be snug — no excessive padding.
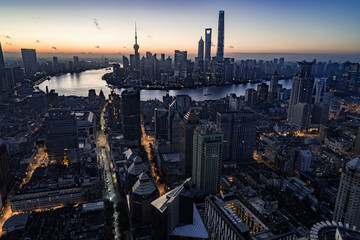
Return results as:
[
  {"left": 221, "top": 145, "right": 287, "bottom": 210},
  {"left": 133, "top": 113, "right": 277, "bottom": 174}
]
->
[
  {"left": 44, "top": 109, "right": 79, "bottom": 164},
  {"left": 198, "top": 37, "right": 204, "bottom": 61},
  {"left": 174, "top": 50, "right": 187, "bottom": 78},
  {"left": 204, "top": 28, "right": 212, "bottom": 72},
  {"left": 192, "top": 123, "right": 223, "bottom": 195},
  {"left": 133, "top": 23, "right": 140, "bottom": 71},
  {"left": 0, "top": 42, "right": 4, "bottom": 69},
  {"left": 180, "top": 108, "right": 200, "bottom": 178},
  {"left": 121, "top": 87, "right": 141, "bottom": 145},
  {"left": 333, "top": 158, "right": 360, "bottom": 227},
  {"left": 287, "top": 62, "right": 314, "bottom": 127},
  {"left": 216, "top": 10, "right": 224, "bottom": 61},
  {"left": 216, "top": 111, "right": 256, "bottom": 164},
  {"left": 269, "top": 71, "right": 279, "bottom": 101},
  {"left": 21, "top": 48, "right": 38, "bottom": 75}
]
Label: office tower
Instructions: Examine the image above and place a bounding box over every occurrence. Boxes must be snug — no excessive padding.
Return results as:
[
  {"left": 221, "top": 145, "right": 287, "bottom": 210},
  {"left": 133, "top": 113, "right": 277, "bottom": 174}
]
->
[
  {"left": 204, "top": 28, "right": 212, "bottom": 72},
  {"left": 292, "top": 103, "right": 311, "bottom": 130},
  {"left": 312, "top": 77, "right": 327, "bottom": 104},
  {"left": 245, "top": 88, "right": 257, "bottom": 106},
  {"left": 53, "top": 56, "right": 58, "bottom": 72},
  {"left": 21, "top": 48, "right": 38, "bottom": 75},
  {"left": 192, "top": 123, "right": 223, "bottom": 195},
  {"left": 290, "top": 149, "right": 312, "bottom": 172},
  {"left": 154, "top": 108, "right": 168, "bottom": 140},
  {"left": 256, "top": 82, "right": 269, "bottom": 102},
  {"left": 0, "top": 144, "right": 11, "bottom": 189},
  {"left": 108, "top": 90, "right": 122, "bottom": 131},
  {"left": 174, "top": 50, "right": 187, "bottom": 78},
  {"left": 123, "top": 55, "right": 130, "bottom": 73},
  {"left": 133, "top": 23, "right": 140, "bottom": 70},
  {"left": 180, "top": 109, "right": 200, "bottom": 178},
  {"left": 46, "top": 89, "right": 59, "bottom": 108},
  {"left": 216, "top": 10, "right": 225, "bottom": 61},
  {"left": 216, "top": 111, "right": 256, "bottom": 164},
  {"left": 73, "top": 56, "right": 79, "bottom": 70},
  {"left": 130, "top": 172, "right": 159, "bottom": 225},
  {"left": 198, "top": 37, "right": 204, "bottom": 61},
  {"left": 151, "top": 179, "right": 208, "bottom": 240},
  {"left": 333, "top": 158, "right": 360, "bottom": 226},
  {"left": 0, "top": 68, "right": 13, "bottom": 93},
  {"left": 0, "top": 144, "right": 11, "bottom": 206},
  {"left": 288, "top": 62, "right": 314, "bottom": 127},
  {"left": 0, "top": 42, "right": 4, "bottom": 68},
  {"left": 121, "top": 87, "right": 141, "bottom": 145},
  {"left": 44, "top": 109, "right": 79, "bottom": 164},
  {"left": 229, "top": 93, "right": 239, "bottom": 111},
  {"left": 269, "top": 72, "right": 279, "bottom": 101}
]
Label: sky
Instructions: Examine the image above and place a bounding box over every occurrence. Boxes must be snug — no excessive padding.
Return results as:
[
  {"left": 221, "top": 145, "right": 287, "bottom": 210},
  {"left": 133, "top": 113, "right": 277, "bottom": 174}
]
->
[{"left": 1, "top": 0, "right": 360, "bottom": 56}]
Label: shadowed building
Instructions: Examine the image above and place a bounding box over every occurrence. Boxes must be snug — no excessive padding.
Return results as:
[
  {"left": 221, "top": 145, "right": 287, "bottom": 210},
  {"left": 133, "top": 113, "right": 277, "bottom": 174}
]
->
[
  {"left": 121, "top": 87, "right": 141, "bottom": 145},
  {"left": 21, "top": 48, "right": 38, "bottom": 75},
  {"left": 288, "top": 62, "right": 314, "bottom": 129},
  {"left": 192, "top": 123, "right": 223, "bottom": 195},
  {"left": 44, "top": 109, "right": 79, "bottom": 164},
  {"left": 180, "top": 108, "right": 200, "bottom": 178}
]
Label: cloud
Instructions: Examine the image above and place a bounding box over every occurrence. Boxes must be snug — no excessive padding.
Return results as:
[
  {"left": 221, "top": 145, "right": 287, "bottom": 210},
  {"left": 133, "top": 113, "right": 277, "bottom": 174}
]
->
[
  {"left": 95, "top": 45, "right": 100, "bottom": 48},
  {"left": 211, "top": 42, "right": 215, "bottom": 47},
  {"left": 123, "top": 47, "right": 126, "bottom": 49},
  {"left": 229, "top": 46, "right": 234, "bottom": 49},
  {"left": 5, "top": 42, "right": 12, "bottom": 45},
  {"left": 36, "top": 40, "right": 40, "bottom": 43},
  {"left": 93, "top": 18, "right": 101, "bottom": 30},
  {"left": 52, "top": 46, "right": 57, "bottom": 50},
  {"left": 147, "top": 35, "right": 152, "bottom": 38},
  {"left": 1, "top": 35, "right": 11, "bottom": 39}
]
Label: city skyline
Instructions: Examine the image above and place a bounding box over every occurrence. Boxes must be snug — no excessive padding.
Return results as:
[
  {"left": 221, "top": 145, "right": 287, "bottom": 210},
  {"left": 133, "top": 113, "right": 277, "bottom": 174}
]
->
[{"left": 1, "top": 0, "right": 360, "bottom": 56}]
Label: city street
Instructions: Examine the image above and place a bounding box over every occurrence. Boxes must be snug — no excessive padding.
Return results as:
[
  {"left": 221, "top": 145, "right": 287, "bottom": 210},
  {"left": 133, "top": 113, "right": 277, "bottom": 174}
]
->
[
  {"left": 0, "top": 147, "right": 46, "bottom": 237},
  {"left": 96, "top": 106, "right": 121, "bottom": 239},
  {"left": 140, "top": 119, "right": 165, "bottom": 196}
]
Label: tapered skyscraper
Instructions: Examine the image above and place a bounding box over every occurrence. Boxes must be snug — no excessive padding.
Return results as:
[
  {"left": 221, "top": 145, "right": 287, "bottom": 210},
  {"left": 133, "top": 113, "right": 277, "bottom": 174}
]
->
[
  {"left": 216, "top": 10, "right": 224, "bottom": 61},
  {"left": 198, "top": 37, "right": 204, "bottom": 61},
  {"left": 204, "top": 28, "right": 212, "bottom": 72},
  {"left": 0, "top": 42, "right": 4, "bottom": 69}
]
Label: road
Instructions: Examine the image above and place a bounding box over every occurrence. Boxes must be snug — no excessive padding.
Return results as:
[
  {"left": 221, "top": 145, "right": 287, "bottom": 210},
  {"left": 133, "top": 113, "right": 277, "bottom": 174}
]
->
[
  {"left": 97, "top": 105, "right": 121, "bottom": 239},
  {"left": 0, "top": 147, "right": 46, "bottom": 237},
  {"left": 140, "top": 119, "right": 165, "bottom": 196}
]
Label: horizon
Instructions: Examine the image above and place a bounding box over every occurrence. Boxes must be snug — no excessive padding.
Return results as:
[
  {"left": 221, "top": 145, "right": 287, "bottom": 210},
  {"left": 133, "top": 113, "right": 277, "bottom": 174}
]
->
[{"left": 1, "top": 0, "right": 360, "bottom": 56}]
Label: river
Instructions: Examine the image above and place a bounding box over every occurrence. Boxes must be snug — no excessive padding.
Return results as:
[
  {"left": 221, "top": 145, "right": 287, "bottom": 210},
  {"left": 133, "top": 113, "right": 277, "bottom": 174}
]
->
[{"left": 38, "top": 68, "right": 292, "bottom": 101}]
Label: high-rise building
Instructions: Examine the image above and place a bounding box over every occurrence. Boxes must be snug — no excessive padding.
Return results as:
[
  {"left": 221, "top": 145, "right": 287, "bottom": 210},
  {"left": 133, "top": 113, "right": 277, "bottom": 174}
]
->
[
  {"left": 180, "top": 108, "right": 200, "bottom": 178},
  {"left": 198, "top": 37, "right": 204, "bottom": 61},
  {"left": 73, "top": 56, "right": 79, "bottom": 70},
  {"left": 52, "top": 56, "right": 58, "bottom": 72},
  {"left": 245, "top": 88, "right": 257, "bottom": 106},
  {"left": 151, "top": 179, "right": 209, "bottom": 240},
  {"left": 333, "top": 158, "right": 360, "bottom": 227},
  {"left": 269, "top": 71, "right": 279, "bottom": 101},
  {"left": 292, "top": 102, "right": 311, "bottom": 130},
  {"left": 44, "top": 109, "right": 79, "bottom": 164},
  {"left": 216, "top": 111, "right": 256, "bottom": 164},
  {"left": 154, "top": 108, "right": 168, "bottom": 140},
  {"left": 21, "top": 48, "right": 38, "bottom": 75},
  {"left": 108, "top": 90, "right": 122, "bottom": 132},
  {"left": 290, "top": 149, "right": 312, "bottom": 172},
  {"left": 216, "top": 10, "right": 225, "bottom": 61},
  {"left": 0, "top": 42, "right": 4, "bottom": 69},
  {"left": 288, "top": 62, "right": 314, "bottom": 128},
  {"left": 121, "top": 87, "right": 141, "bottom": 145},
  {"left": 192, "top": 123, "right": 223, "bottom": 195},
  {"left": 256, "top": 82, "right": 269, "bottom": 102},
  {"left": 174, "top": 50, "right": 187, "bottom": 78},
  {"left": 0, "top": 144, "right": 11, "bottom": 189},
  {"left": 204, "top": 28, "right": 212, "bottom": 72}
]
